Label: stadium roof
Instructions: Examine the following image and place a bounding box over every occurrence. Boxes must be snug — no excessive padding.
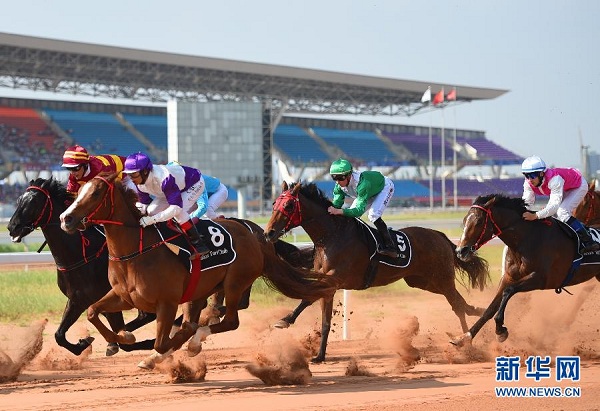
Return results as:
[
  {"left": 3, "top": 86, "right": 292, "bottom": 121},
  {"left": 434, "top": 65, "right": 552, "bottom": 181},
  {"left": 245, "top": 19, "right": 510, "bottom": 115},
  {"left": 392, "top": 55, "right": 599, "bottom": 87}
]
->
[{"left": 0, "top": 32, "right": 508, "bottom": 117}]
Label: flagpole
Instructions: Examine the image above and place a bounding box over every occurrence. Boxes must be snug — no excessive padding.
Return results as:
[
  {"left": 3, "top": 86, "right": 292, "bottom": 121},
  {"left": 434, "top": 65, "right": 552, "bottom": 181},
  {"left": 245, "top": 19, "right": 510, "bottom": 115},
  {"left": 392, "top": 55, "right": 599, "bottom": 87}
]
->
[
  {"left": 453, "top": 87, "right": 458, "bottom": 209},
  {"left": 429, "top": 111, "right": 433, "bottom": 211},
  {"left": 441, "top": 88, "right": 445, "bottom": 210}
]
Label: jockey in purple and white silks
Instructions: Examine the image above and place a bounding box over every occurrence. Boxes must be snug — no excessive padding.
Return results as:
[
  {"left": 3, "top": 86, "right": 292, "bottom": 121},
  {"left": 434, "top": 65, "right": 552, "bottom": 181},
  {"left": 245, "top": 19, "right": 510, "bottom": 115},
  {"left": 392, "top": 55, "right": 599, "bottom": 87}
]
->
[
  {"left": 122, "top": 152, "right": 210, "bottom": 259},
  {"left": 521, "top": 155, "right": 599, "bottom": 253}
]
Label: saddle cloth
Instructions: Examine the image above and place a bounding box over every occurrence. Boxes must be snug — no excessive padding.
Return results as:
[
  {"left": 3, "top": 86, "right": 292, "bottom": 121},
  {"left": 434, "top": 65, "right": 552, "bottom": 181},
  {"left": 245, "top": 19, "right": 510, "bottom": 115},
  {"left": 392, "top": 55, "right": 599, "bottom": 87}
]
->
[{"left": 155, "top": 219, "right": 236, "bottom": 271}]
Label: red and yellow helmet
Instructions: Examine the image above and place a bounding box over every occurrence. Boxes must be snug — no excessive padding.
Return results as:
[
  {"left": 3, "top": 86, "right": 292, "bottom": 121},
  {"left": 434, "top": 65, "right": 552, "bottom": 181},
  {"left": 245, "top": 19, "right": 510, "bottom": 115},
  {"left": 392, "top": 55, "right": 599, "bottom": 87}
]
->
[{"left": 62, "top": 145, "right": 90, "bottom": 168}]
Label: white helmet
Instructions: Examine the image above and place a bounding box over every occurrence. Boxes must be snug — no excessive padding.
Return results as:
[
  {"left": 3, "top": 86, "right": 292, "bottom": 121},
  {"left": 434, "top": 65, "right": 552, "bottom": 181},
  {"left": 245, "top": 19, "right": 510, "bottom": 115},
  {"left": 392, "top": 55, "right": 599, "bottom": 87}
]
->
[{"left": 521, "top": 156, "right": 547, "bottom": 173}]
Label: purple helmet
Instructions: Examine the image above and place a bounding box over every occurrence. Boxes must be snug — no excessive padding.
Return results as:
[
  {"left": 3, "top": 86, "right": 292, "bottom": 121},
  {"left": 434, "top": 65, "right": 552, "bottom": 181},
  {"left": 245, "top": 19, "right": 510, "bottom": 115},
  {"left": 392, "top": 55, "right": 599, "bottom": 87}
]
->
[{"left": 123, "top": 152, "right": 152, "bottom": 173}]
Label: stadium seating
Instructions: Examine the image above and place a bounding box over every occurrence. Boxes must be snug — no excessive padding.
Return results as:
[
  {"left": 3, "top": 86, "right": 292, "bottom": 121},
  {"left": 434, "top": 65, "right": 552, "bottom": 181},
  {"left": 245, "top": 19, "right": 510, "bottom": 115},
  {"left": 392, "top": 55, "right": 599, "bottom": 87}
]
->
[
  {"left": 312, "top": 127, "right": 401, "bottom": 166},
  {"left": 121, "top": 113, "right": 168, "bottom": 152},
  {"left": 384, "top": 132, "right": 455, "bottom": 163},
  {"left": 43, "top": 109, "right": 147, "bottom": 157},
  {"left": 273, "top": 124, "right": 330, "bottom": 163}
]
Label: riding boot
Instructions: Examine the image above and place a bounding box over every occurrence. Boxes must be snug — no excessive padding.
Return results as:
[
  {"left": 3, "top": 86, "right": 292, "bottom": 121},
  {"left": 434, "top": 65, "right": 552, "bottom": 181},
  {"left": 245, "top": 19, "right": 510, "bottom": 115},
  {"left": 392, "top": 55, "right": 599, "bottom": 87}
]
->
[
  {"left": 566, "top": 216, "right": 600, "bottom": 253},
  {"left": 180, "top": 220, "right": 210, "bottom": 260},
  {"left": 374, "top": 218, "right": 400, "bottom": 258}
]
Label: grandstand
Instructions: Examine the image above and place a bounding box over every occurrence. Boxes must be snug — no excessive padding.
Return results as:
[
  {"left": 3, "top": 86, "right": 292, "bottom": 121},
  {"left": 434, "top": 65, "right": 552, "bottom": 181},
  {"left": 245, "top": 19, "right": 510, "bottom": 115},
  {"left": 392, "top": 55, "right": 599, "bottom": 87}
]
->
[{"left": 0, "top": 99, "right": 524, "bottom": 210}]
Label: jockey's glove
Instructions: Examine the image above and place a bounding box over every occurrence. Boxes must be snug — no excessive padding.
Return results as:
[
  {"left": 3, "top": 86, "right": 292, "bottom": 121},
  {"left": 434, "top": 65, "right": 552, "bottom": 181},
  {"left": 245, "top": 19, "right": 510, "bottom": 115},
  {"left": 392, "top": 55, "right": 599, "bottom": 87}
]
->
[
  {"left": 135, "top": 202, "right": 148, "bottom": 215},
  {"left": 140, "top": 216, "right": 158, "bottom": 227}
]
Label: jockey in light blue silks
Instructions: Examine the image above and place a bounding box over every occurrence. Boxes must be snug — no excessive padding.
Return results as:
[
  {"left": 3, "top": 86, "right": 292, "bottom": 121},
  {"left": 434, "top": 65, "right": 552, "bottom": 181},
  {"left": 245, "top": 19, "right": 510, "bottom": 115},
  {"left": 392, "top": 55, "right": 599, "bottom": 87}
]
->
[
  {"left": 123, "top": 153, "right": 210, "bottom": 260},
  {"left": 190, "top": 174, "right": 228, "bottom": 221}
]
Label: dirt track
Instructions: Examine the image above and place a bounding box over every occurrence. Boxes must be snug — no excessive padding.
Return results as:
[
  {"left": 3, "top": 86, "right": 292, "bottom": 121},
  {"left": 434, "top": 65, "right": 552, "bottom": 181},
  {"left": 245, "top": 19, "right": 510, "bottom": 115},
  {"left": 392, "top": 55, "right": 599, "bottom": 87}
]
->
[{"left": 1, "top": 283, "right": 600, "bottom": 411}]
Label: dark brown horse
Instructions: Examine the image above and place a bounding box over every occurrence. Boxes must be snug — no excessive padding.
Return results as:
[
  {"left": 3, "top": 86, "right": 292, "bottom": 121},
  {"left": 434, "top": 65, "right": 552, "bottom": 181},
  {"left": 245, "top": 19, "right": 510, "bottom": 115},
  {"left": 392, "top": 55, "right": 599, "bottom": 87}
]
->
[
  {"left": 574, "top": 179, "right": 600, "bottom": 226},
  {"left": 7, "top": 177, "right": 159, "bottom": 356},
  {"left": 264, "top": 182, "right": 490, "bottom": 362},
  {"left": 59, "top": 173, "right": 336, "bottom": 361},
  {"left": 451, "top": 194, "right": 600, "bottom": 347}
]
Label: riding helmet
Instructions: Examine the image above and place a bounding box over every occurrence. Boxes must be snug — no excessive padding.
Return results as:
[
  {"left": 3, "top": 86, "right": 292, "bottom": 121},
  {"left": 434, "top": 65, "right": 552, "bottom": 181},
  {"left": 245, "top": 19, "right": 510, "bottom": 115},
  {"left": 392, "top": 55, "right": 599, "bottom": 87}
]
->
[
  {"left": 330, "top": 158, "right": 353, "bottom": 176},
  {"left": 521, "top": 156, "right": 547, "bottom": 173}
]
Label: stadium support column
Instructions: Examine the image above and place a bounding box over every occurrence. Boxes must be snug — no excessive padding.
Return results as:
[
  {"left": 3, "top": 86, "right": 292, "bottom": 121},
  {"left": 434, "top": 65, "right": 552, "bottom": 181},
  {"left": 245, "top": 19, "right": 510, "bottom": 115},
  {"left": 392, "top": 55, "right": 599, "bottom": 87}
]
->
[{"left": 261, "top": 104, "right": 273, "bottom": 213}]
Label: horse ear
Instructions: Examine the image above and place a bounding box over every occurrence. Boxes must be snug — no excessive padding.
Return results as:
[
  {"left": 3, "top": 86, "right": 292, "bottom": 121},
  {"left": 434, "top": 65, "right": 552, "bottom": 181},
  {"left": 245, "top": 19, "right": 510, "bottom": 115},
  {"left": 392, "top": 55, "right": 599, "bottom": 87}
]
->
[
  {"left": 291, "top": 182, "right": 301, "bottom": 195},
  {"left": 483, "top": 196, "right": 497, "bottom": 208},
  {"left": 282, "top": 181, "right": 289, "bottom": 191},
  {"left": 590, "top": 180, "right": 596, "bottom": 191}
]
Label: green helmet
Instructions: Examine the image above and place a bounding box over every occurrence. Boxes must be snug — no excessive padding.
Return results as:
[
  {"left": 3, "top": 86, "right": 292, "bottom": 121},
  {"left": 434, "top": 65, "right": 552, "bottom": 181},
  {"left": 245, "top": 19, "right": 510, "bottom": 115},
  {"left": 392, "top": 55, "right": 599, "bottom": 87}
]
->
[{"left": 330, "top": 158, "right": 353, "bottom": 175}]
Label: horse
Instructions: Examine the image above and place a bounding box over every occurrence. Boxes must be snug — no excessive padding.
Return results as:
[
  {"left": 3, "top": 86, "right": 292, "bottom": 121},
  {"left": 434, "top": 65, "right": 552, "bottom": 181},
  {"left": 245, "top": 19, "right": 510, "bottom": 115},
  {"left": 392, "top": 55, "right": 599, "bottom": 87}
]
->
[
  {"left": 574, "top": 179, "right": 600, "bottom": 226},
  {"left": 451, "top": 194, "right": 600, "bottom": 347},
  {"left": 59, "top": 173, "right": 336, "bottom": 359},
  {"left": 7, "top": 177, "right": 164, "bottom": 356},
  {"left": 264, "top": 182, "right": 490, "bottom": 362}
]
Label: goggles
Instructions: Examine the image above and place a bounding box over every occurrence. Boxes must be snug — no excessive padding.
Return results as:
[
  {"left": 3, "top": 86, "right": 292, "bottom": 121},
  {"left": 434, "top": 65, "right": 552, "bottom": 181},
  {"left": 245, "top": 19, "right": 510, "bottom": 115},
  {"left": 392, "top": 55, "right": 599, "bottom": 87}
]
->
[
  {"left": 331, "top": 173, "right": 349, "bottom": 181},
  {"left": 523, "top": 172, "right": 541, "bottom": 180},
  {"left": 64, "top": 164, "right": 84, "bottom": 172}
]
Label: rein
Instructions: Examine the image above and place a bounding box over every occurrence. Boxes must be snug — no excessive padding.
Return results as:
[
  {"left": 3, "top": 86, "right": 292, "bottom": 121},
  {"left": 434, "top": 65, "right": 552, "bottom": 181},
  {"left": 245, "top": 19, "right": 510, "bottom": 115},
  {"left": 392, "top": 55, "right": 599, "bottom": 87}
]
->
[
  {"left": 81, "top": 176, "right": 181, "bottom": 262},
  {"left": 26, "top": 185, "right": 53, "bottom": 229}
]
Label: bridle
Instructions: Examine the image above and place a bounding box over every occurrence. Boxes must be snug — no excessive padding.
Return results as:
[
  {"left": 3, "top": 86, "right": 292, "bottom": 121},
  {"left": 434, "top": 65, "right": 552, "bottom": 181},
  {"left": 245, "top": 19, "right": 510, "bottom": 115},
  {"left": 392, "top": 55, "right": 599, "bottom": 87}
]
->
[
  {"left": 272, "top": 190, "right": 302, "bottom": 234},
  {"left": 465, "top": 204, "right": 505, "bottom": 251},
  {"left": 24, "top": 185, "right": 54, "bottom": 230}
]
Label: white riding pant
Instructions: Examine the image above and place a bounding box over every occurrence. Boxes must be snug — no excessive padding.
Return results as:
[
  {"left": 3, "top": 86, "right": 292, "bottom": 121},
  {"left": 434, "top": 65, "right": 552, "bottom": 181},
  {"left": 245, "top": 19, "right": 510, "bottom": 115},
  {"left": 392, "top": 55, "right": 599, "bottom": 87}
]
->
[
  {"left": 556, "top": 178, "right": 588, "bottom": 222},
  {"left": 206, "top": 183, "right": 228, "bottom": 218},
  {"left": 349, "top": 177, "right": 394, "bottom": 223}
]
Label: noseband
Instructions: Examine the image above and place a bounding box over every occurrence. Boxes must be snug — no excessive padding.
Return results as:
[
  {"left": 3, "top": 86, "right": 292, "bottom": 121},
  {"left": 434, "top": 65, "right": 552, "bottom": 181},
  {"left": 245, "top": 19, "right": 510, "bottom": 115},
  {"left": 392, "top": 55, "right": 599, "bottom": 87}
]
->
[
  {"left": 272, "top": 190, "right": 302, "bottom": 233},
  {"left": 466, "top": 204, "right": 504, "bottom": 251}
]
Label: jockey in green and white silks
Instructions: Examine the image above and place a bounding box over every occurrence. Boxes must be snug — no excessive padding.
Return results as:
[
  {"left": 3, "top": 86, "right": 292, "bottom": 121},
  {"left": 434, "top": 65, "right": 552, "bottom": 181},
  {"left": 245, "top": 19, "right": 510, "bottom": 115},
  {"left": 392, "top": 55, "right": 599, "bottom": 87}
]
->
[{"left": 328, "top": 158, "right": 399, "bottom": 258}]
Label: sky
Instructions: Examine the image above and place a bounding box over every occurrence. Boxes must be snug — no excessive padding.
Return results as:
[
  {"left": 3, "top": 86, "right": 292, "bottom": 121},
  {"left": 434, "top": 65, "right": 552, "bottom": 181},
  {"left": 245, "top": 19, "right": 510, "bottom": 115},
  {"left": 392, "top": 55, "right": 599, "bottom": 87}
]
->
[{"left": 1, "top": 0, "right": 598, "bottom": 170}]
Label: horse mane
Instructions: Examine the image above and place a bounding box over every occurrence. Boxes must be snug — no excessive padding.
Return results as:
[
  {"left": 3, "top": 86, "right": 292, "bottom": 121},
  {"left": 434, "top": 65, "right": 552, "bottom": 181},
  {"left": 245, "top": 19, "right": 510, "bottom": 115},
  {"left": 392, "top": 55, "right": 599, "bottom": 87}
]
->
[
  {"left": 474, "top": 193, "right": 529, "bottom": 214},
  {"left": 295, "top": 182, "right": 333, "bottom": 208},
  {"left": 112, "top": 178, "right": 143, "bottom": 220},
  {"left": 29, "top": 177, "right": 69, "bottom": 206}
]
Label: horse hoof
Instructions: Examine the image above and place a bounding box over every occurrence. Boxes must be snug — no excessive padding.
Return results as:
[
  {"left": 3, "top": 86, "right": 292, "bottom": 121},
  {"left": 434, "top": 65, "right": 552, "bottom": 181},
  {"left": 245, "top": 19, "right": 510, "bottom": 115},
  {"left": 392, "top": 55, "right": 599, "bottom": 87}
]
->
[
  {"left": 137, "top": 358, "right": 156, "bottom": 370},
  {"left": 187, "top": 341, "right": 203, "bottom": 357},
  {"left": 273, "top": 320, "right": 291, "bottom": 329},
  {"left": 311, "top": 356, "right": 325, "bottom": 364},
  {"left": 207, "top": 317, "right": 220, "bottom": 326},
  {"left": 118, "top": 331, "right": 136, "bottom": 344},
  {"left": 497, "top": 330, "right": 509, "bottom": 343},
  {"left": 449, "top": 332, "right": 472, "bottom": 347},
  {"left": 105, "top": 343, "right": 119, "bottom": 357}
]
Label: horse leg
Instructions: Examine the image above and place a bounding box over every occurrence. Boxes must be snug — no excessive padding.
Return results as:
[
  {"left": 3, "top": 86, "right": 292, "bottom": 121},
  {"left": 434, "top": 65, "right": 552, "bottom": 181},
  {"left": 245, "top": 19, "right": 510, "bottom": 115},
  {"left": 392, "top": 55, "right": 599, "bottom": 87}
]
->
[
  {"left": 103, "top": 311, "right": 126, "bottom": 356},
  {"left": 55, "top": 299, "right": 95, "bottom": 356},
  {"left": 87, "top": 290, "right": 136, "bottom": 345},
  {"left": 188, "top": 288, "right": 246, "bottom": 356},
  {"left": 123, "top": 310, "right": 157, "bottom": 332},
  {"left": 313, "top": 297, "right": 334, "bottom": 363},
  {"left": 273, "top": 299, "right": 313, "bottom": 329}
]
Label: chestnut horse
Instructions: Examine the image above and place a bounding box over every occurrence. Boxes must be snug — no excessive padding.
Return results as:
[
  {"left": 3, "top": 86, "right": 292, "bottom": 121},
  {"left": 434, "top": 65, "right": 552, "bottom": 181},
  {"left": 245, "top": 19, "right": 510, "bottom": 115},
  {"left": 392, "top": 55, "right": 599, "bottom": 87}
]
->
[
  {"left": 59, "top": 173, "right": 336, "bottom": 358},
  {"left": 264, "top": 182, "right": 490, "bottom": 362},
  {"left": 7, "top": 177, "right": 159, "bottom": 355},
  {"left": 574, "top": 179, "right": 600, "bottom": 226},
  {"left": 452, "top": 194, "right": 600, "bottom": 347}
]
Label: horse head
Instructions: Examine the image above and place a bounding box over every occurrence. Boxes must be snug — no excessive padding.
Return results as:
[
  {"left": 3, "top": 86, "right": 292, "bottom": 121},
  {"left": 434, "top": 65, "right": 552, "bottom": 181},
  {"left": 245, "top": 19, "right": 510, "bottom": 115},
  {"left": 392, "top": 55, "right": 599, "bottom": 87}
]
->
[
  {"left": 8, "top": 178, "right": 64, "bottom": 242},
  {"left": 574, "top": 180, "right": 600, "bottom": 226},
  {"left": 265, "top": 181, "right": 303, "bottom": 242},
  {"left": 60, "top": 172, "right": 121, "bottom": 234}
]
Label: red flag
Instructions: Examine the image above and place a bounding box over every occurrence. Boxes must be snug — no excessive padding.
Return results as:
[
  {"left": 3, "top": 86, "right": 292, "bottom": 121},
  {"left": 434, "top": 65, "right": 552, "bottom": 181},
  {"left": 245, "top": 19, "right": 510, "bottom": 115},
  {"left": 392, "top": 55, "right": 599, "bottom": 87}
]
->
[
  {"left": 446, "top": 88, "right": 456, "bottom": 101},
  {"left": 433, "top": 89, "right": 444, "bottom": 105}
]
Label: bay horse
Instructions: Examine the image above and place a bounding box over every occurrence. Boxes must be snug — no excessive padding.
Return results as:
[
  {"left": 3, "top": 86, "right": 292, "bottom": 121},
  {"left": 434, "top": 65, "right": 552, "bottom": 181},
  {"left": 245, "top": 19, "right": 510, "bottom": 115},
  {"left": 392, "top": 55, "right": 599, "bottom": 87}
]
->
[
  {"left": 264, "top": 182, "right": 490, "bottom": 362},
  {"left": 451, "top": 194, "right": 600, "bottom": 347},
  {"left": 574, "top": 179, "right": 600, "bottom": 226},
  {"left": 59, "top": 173, "right": 336, "bottom": 358},
  {"left": 7, "top": 177, "right": 159, "bottom": 356}
]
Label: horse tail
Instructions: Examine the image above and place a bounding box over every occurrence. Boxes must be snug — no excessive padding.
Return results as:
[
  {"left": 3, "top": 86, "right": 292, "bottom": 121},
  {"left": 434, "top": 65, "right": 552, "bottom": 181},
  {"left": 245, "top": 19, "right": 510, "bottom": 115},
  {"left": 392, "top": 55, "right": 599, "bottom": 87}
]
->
[
  {"left": 260, "top": 242, "right": 337, "bottom": 302},
  {"left": 438, "top": 231, "right": 490, "bottom": 291}
]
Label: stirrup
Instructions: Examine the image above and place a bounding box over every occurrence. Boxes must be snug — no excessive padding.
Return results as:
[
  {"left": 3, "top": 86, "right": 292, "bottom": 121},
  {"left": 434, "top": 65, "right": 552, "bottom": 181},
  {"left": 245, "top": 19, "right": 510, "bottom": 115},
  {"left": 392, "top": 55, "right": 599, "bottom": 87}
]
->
[
  {"left": 189, "top": 245, "right": 210, "bottom": 260},
  {"left": 377, "top": 245, "right": 399, "bottom": 258}
]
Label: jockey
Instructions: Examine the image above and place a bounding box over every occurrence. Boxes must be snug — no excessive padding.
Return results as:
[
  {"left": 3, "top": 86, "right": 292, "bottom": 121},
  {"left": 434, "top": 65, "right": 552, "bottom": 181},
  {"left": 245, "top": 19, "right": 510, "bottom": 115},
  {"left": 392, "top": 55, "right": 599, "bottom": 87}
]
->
[
  {"left": 190, "top": 174, "right": 228, "bottom": 221},
  {"left": 62, "top": 145, "right": 126, "bottom": 198},
  {"left": 327, "top": 158, "right": 399, "bottom": 258},
  {"left": 521, "top": 155, "right": 600, "bottom": 253},
  {"left": 122, "top": 152, "right": 210, "bottom": 260},
  {"left": 167, "top": 162, "right": 228, "bottom": 221}
]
